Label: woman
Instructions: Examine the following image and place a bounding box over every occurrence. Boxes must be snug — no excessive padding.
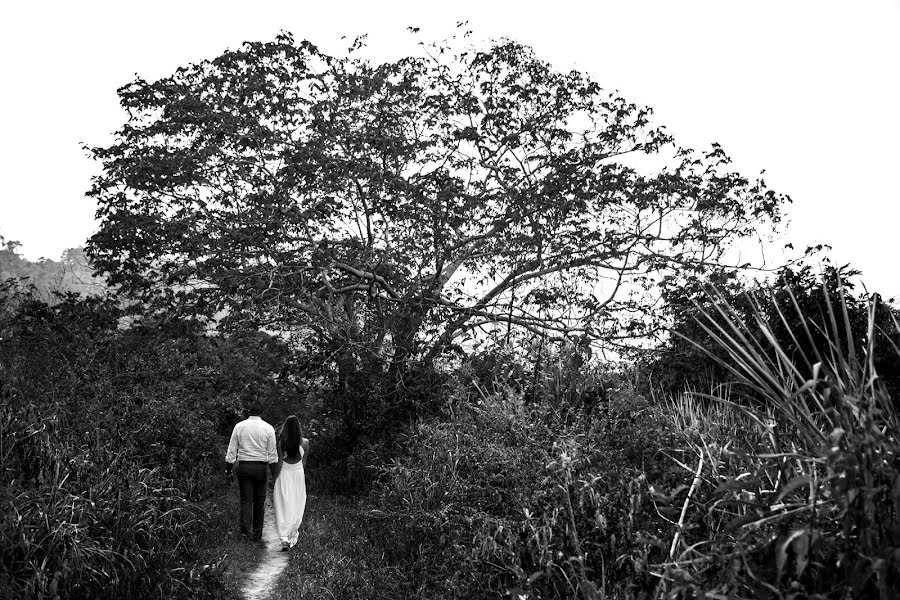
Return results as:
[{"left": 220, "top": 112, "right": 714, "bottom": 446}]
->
[{"left": 273, "top": 415, "right": 309, "bottom": 551}]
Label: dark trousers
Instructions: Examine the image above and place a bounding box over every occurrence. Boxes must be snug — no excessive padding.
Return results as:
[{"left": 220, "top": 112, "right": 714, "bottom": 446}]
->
[{"left": 236, "top": 461, "right": 267, "bottom": 539}]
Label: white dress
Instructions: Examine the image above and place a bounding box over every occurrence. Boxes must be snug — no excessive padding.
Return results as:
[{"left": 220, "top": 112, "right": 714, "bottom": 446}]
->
[{"left": 273, "top": 446, "right": 306, "bottom": 547}]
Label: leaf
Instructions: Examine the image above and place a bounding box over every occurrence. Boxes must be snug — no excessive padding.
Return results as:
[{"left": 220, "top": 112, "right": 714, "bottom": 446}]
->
[
  {"left": 776, "top": 476, "right": 813, "bottom": 503},
  {"left": 651, "top": 484, "right": 689, "bottom": 504},
  {"left": 726, "top": 512, "right": 761, "bottom": 532},
  {"left": 792, "top": 531, "right": 809, "bottom": 578},
  {"left": 777, "top": 529, "right": 807, "bottom": 580},
  {"left": 577, "top": 581, "right": 600, "bottom": 600},
  {"left": 714, "top": 477, "right": 759, "bottom": 496}
]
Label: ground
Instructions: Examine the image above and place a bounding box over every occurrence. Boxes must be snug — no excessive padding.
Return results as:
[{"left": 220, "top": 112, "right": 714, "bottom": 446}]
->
[
  {"left": 271, "top": 492, "right": 393, "bottom": 598},
  {"left": 199, "top": 478, "right": 390, "bottom": 599},
  {"left": 196, "top": 482, "right": 266, "bottom": 598}
]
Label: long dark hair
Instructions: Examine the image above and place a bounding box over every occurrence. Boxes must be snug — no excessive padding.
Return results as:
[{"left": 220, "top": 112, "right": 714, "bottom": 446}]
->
[{"left": 279, "top": 415, "right": 303, "bottom": 459}]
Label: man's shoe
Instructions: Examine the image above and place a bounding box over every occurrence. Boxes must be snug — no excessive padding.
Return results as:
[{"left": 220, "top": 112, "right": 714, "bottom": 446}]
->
[{"left": 281, "top": 541, "right": 290, "bottom": 552}]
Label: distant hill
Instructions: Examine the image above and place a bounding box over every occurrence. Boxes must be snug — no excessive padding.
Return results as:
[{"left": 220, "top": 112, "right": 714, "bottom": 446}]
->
[{"left": 0, "top": 238, "right": 106, "bottom": 298}]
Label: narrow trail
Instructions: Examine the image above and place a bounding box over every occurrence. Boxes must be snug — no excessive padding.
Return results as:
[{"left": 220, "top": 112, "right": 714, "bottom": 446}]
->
[
  {"left": 208, "top": 490, "right": 390, "bottom": 599},
  {"left": 241, "top": 498, "right": 290, "bottom": 600}
]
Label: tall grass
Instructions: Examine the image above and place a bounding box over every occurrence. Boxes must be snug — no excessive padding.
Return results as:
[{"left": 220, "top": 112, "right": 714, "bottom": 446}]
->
[
  {"left": 0, "top": 289, "right": 243, "bottom": 599},
  {"left": 360, "top": 282, "right": 900, "bottom": 599},
  {"left": 0, "top": 384, "right": 227, "bottom": 600},
  {"left": 365, "top": 374, "right": 679, "bottom": 599},
  {"left": 654, "top": 283, "right": 900, "bottom": 598}
]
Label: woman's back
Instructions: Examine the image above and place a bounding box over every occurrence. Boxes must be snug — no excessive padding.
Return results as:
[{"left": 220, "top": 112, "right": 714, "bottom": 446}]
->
[
  {"left": 278, "top": 414, "right": 307, "bottom": 465},
  {"left": 274, "top": 427, "right": 308, "bottom": 549},
  {"left": 280, "top": 437, "right": 308, "bottom": 465}
]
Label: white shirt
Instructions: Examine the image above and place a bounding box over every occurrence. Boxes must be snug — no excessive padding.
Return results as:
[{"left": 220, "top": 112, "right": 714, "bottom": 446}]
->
[{"left": 225, "top": 416, "right": 278, "bottom": 464}]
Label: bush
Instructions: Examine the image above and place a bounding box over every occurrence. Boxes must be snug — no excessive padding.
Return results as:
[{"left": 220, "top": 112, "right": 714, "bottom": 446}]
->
[
  {"left": 366, "top": 369, "right": 681, "bottom": 599},
  {"left": 360, "top": 281, "right": 900, "bottom": 599},
  {"left": 0, "top": 288, "right": 255, "bottom": 599},
  {"left": 0, "top": 383, "right": 230, "bottom": 599},
  {"left": 651, "top": 264, "right": 900, "bottom": 399},
  {"left": 644, "top": 284, "right": 900, "bottom": 598}
]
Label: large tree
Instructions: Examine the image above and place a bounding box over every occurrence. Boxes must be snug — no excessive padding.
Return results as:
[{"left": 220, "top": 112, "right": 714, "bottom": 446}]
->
[{"left": 88, "top": 32, "right": 787, "bottom": 376}]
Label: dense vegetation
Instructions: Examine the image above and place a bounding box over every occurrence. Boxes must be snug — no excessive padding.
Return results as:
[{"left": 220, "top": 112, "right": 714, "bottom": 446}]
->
[
  {"left": 354, "top": 273, "right": 900, "bottom": 599},
  {"left": 3, "top": 32, "right": 899, "bottom": 600},
  {"left": 0, "top": 281, "right": 296, "bottom": 599},
  {"left": 86, "top": 31, "right": 786, "bottom": 440}
]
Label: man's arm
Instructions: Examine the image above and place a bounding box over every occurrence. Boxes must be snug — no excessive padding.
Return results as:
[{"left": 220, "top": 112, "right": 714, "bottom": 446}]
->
[
  {"left": 301, "top": 438, "right": 310, "bottom": 467},
  {"left": 267, "top": 425, "right": 279, "bottom": 479},
  {"left": 225, "top": 423, "right": 240, "bottom": 474}
]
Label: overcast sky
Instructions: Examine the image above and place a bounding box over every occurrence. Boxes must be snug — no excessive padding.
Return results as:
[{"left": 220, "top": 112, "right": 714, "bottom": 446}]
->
[{"left": 2, "top": 1, "right": 898, "bottom": 296}]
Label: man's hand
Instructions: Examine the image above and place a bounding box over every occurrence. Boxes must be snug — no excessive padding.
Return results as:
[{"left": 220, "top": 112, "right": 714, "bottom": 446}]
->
[
  {"left": 225, "top": 462, "right": 235, "bottom": 484},
  {"left": 268, "top": 463, "right": 280, "bottom": 487}
]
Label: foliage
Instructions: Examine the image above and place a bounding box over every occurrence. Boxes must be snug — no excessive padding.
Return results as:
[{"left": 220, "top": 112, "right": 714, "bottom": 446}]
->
[
  {"left": 87, "top": 31, "right": 786, "bottom": 392},
  {"left": 347, "top": 282, "right": 900, "bottom": 599},
  {"left": 0, "top": 386, "right": 230, "bottom": 600},
  {"left": 644, "top": 283, "right": 900, "bottom": 598},
  {"left": 360, "top": 361, "right": 680, "bottom": 599},
  {"left": 650, "top": 262, "right": 900, "bottom": 397},
  {"left": 0, "top": 285, "right": 293, "bottom": 599},
  {"left": 272, "top": 493, "right": 394, "bottom": 599}
]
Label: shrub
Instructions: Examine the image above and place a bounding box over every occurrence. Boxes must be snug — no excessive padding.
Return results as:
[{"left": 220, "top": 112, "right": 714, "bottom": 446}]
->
[
  {"left": 0, "top": 288, "right": 249, "bottom": 599},
  {"left": 647, "top": 284, "right": 900, "bottom": 598},
  {"left": 0, "top": 384, "right": 230, "bottom": 599},
  {"left": 366, "top": 370, "right": 680, "bottom": 599},
  {"left": 361, "top": 281, "right": 900, "bottom": 599},
  {"left": 652, "top": 264, "right": 900, "bottom": 399}
]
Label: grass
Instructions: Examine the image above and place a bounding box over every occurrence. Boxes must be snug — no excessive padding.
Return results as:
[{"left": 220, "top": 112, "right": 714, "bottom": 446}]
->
[
  {"left": 194, "top": 482, "right": 266, "bottom": 598},
  {"left": 649, "top": 283, "right": 900, "bottom": 598},
  {"left": 322, "top": 281, "right": 900, "bottom": 599},
  {"left": 271, "top": 487, "right": 396, "bottom": 599}
]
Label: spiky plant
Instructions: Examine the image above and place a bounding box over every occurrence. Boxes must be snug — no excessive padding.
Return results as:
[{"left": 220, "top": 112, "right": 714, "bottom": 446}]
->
[{"left": 654, "top": 282, "right": 900, "bottom": 599}]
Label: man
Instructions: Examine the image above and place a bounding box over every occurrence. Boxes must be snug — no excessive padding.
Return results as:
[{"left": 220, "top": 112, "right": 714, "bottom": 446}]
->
[{"left": 225, "top": 401, "right": 279, "bottom": 542}]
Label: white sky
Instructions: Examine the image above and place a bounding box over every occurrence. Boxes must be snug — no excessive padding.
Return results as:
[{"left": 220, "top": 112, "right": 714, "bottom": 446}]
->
[{"left": 1, "top": 1, "right": 898, "bottom": 296}]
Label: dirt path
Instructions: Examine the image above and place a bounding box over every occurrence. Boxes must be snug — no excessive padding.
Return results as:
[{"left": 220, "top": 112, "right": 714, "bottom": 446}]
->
[
  {"left": 241, "top": 497, "right": 290, "bottom": 600},
  {"left": 199, "top": 489, "right": 393, "bottom": 599},
  {"left": 196, "top": 484, "right": 298, "bottom": 600}
]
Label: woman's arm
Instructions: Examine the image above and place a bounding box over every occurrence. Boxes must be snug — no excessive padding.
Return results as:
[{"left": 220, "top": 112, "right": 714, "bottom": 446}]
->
[{"left": 301, "top": 438, "right": 310, "bottom": 467}]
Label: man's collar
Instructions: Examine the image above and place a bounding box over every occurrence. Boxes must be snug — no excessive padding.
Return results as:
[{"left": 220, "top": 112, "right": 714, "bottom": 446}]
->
[{"left": 248, "top": 415, "right": 261, "bottom": 420}]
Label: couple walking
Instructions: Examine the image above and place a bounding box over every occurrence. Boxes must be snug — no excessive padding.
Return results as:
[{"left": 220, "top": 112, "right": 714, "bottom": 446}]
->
[{"left": 225, "top": 402, "right": 308, "bottom": 550}]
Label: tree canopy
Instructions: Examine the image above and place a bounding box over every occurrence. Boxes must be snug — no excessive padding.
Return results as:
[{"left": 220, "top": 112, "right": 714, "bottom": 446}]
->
[{"left": 88, "top": 31, "right": 787, "bottom": 371}]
